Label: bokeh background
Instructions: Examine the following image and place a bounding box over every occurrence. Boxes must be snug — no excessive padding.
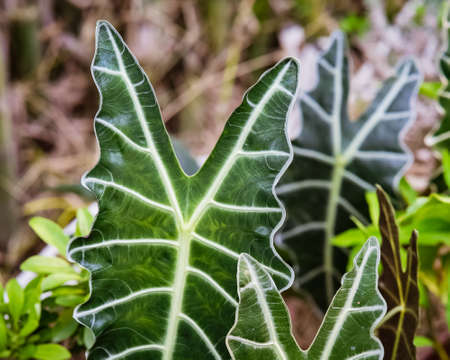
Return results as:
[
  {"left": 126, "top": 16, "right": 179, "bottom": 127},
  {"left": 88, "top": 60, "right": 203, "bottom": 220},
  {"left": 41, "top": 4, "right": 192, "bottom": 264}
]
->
[{"left": 0, "top": 0, "right": 447, "bottom": 357}]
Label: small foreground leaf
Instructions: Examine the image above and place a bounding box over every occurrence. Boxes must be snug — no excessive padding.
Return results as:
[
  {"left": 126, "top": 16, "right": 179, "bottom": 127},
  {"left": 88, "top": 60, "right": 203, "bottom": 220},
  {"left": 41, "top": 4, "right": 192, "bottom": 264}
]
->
[{"left": 227, "top": 238, "right": 386, "bottom": 359}]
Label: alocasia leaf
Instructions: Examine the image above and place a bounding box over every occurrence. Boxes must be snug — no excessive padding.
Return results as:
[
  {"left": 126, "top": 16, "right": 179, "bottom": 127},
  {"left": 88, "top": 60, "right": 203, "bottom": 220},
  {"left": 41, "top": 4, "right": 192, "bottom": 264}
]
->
[
  {"left": 429, "top": 5, "right": 450, "bottom": 149},
  {"left": 376, "top": 187, "right": 419, "bottom": 360},
  {"left": 277, "top": 30, "right": 420, "bottom": 307},
  {"left": 68, "top": 20, "right": 298, "bottom": 359},
  {"left": 227, "top": 238, "right": 386, "bottom": 359}
]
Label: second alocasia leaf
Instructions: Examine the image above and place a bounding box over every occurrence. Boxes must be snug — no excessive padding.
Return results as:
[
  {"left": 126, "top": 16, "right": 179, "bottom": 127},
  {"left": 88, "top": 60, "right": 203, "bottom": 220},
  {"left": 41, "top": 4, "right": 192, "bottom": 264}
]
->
[
  {"left": 68, "top": 21, "right": 298, "bottom": 359},
  {"left": 277, "top": 31, "right": 420, "bottom": 308}
]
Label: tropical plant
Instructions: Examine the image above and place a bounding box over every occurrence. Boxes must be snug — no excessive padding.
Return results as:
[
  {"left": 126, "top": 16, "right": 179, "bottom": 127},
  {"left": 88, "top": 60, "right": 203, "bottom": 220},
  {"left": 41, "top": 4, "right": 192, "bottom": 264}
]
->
[
  {"left": 0, "top": 209, "right": 94, "bottom": 359},
  {"left": 276, "top": 30, "right": 420, "bottom": 308},
  {"left": 227, "top": 238, "right": 386, "bottom": 359},
  {"left": 68, "top": 20, "right": 298, "bottom": 359},
  {"left": 333, "top": 187, "right": 449, "bottom": 358}
]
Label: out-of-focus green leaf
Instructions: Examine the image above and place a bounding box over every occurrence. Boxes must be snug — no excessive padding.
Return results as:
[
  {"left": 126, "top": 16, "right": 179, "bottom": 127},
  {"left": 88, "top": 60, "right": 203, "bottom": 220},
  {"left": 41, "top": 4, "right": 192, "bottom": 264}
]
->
[
  {"left": 0, "top": 316, "right": 7, "bottom": 351},
  {"left": 399, "top": 177, "right": 417, "bottom": 205},
  {"left": 278, "top": 30, "right": 419, "bottom": 308},
  {"left": 33, "top": 344, "right": 71, "bottom": 360},
  {"left": 413, "top": 336, "right": 433, "bottom": 347},
  {"left": 20, "top": 277, "right": 42, "bottom": 337},
  {"left": 51, "top": 310, "right": 78, "bottom": 342},
  {"left": 20, "top": 256, "right": 75, "bottom": 275},
  {"left": 75, "top": 208, "right": 94, "bottom": 237},
  {"left": 55, "top": 295, "right": 86, "bottom": 307},
  {"left": 227, "top": 238, "right": 386, "bottom": 359},
  {"left": 6, "top": 279, "right": 24, "bottom": 330},
  {"left": 68, "top": 20, "right": 298, "bottom": 359},
  {"left": 442, "top": 149, "right": 450, "bottom": 188},
  {"left": 419, "top": 81, "right": 441, "bottom": 99},
  {"left": 334, "top": 194, "right": 450, "bottom": 247},
  {"left": 376, "top": 187, "right": 419, "bottom": 360},
  {"left": 339, "top": 13, "right": 369, "bottom": 36},
  {"left": 29, "top": 217, "right": 69, "bottom": 256},
  {"left": 447, "top": 270, "right": 450, "bottom": 327},
  {"left": 366, "top": 191, "right": 379, "bottom": 225},
  {"left": 42, "top": 273, "right": 82, "bottom": 291}
]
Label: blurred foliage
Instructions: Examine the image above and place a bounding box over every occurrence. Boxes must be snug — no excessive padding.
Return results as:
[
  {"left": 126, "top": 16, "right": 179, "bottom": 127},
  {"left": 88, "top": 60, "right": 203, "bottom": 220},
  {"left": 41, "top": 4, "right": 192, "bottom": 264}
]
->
[{"left": 0, "top": 209, "right": 93, "bottom": 359}]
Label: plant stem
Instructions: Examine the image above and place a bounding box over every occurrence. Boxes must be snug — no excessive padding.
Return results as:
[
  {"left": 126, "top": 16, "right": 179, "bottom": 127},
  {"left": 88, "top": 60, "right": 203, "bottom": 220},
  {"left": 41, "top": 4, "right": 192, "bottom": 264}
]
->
[{"left": 324, "top": 158, "right": 345, "bottom": 302}]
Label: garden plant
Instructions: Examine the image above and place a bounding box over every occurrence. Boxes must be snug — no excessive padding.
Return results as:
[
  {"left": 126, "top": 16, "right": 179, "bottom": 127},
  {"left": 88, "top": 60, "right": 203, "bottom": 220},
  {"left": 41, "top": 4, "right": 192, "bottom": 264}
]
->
[{"left": 2, "top": 3, "right": 450, "bottom": 360}]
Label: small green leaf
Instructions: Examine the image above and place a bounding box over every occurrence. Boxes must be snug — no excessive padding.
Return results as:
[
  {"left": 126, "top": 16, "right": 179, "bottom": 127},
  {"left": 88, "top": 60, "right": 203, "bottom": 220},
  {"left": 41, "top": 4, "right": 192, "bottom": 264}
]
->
[
  {"left": 6, "top": 279, "right": 24, "bottom": 330},
  {"left": 20, "top": 256, "right": 75, "bottom": 275},
  {"left": 33, "top": 344, "right": 71, "bottom": 360},
  {"left": 20, "top": 277, "right": 42, "bottom": 337},
  {"left": 366, "top": 191, "right": 379, "bottom": 225},
  {"left": 419, "top": 81, "right": 441, "bottom": 99},
  {"left": 376, "top": 187, "right": 419, "bottom": 360},
  {"left": 42, "top": 273, "right": 82, "bottom": 291},
  {"left": 399, "top": 177, "right": 417, "bottom": 205},
  {"left": 413, "top": 336, "right": 433, "bottom": 347},
  {"left": 75, "top": 208, "right": 94, "bottom": 237},
  {"left": 55, "top": 295, "right": 86, "bottom": 307},
  {"left": 29, "top": 217, "right": 69, "bottom": 256}
]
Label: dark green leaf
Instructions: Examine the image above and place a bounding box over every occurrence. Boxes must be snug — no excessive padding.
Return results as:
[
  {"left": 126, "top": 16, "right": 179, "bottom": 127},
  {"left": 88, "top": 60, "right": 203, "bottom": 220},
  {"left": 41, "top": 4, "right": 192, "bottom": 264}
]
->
[
  {"left": 278, "top": 31, "right": 419, "bottom": 307},
  {"left": 68, "top": 20, "right": 298, "bottom": 359},
  {"left": 227, "top": 238, "right": 386, "bottom": 359},
  {"left": 376, "top": 187, "right": 419, "bottom": 360}
]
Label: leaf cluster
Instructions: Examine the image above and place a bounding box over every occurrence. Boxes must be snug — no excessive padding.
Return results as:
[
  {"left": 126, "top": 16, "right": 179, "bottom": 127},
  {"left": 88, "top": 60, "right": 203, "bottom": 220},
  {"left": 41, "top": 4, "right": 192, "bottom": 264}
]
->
[{"left": 0, "top": 209, "right": 94, "bottom": 359}]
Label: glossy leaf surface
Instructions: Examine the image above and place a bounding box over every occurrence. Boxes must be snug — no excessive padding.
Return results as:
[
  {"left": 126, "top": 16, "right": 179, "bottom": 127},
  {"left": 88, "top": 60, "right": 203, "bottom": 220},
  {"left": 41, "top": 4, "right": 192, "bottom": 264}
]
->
[
  {"left": 277, "top": 31, "right": 419, "bottom": 306},
  {"left": 376, "top": 187, "right": 419, "bottom": 360},
  {"left": 68, "top": 21, "right": 298, "bottom": 359},
  {"left": 227, "top": 238, "right": 386, "bottom": 359}
]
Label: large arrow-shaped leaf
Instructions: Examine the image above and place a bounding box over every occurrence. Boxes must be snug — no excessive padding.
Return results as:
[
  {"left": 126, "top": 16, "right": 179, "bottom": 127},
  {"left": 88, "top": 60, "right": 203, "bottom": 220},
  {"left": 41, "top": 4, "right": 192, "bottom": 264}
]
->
[
  {"left": 68, "top": 21, "right": 298, "bottom": 359},
  {"left": 227, "top": 238, "right": 386, "bottom": 359},
  {"left": 277, "top": 31, "right": 420, "bottom": 307},
  {"left": 430, "top": 5, "right": 450, "bottom": 150},
  {"left": 376, "top": 187, "right": 419, "bottom": 360}
]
